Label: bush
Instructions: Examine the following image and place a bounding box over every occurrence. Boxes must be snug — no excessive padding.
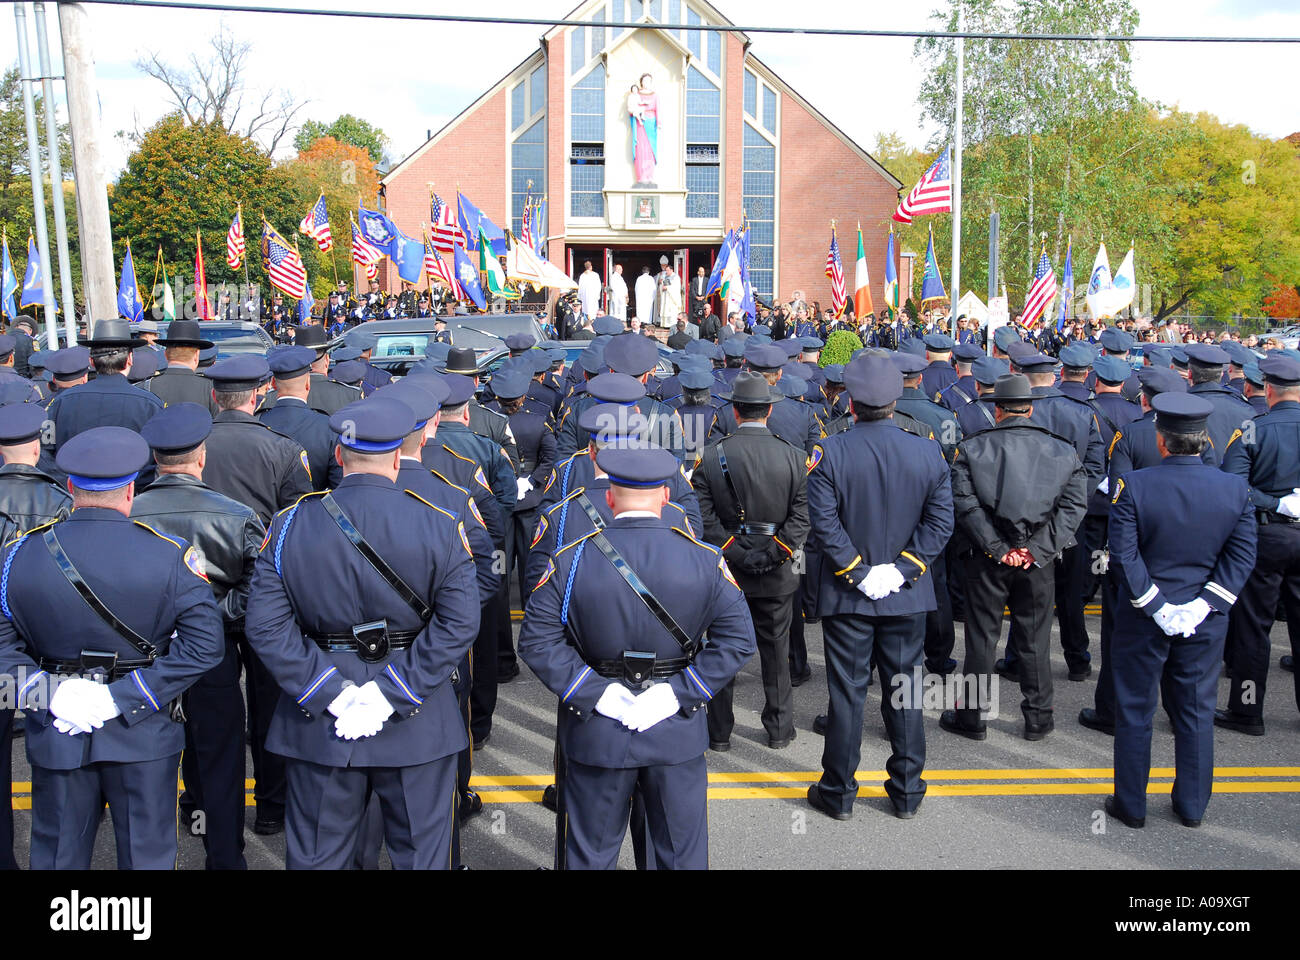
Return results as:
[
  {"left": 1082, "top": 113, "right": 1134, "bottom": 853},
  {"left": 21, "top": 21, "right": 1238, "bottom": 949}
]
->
[{"left": 821, "top": 329, "right": 864, "bottom": 367}]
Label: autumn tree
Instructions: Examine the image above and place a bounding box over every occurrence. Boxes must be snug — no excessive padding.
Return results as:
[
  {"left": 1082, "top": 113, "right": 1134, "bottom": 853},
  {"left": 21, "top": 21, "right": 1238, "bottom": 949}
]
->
[{"left": 293, "top": 115, "right": 389, "bottom": 165}]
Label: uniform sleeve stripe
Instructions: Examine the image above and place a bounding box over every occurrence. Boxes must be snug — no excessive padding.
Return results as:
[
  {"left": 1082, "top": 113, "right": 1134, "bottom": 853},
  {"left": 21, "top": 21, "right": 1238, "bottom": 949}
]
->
[
  {"left": 900, "top": 551, "right": 926, "bottom": 575},
  {"left": 297, "top": 665, "right": 337, "bottom": 705},
  {"left": 834, "top": 556, "right": 862, "bottom": 577},
  {"left": 774, "top": 537, "right": 794, "bottom": 557},
  {"left": 384, "top": 663, "right": 423, "bottom": 706},
  {"left": 562, "top": 666, "right": 592, "bottom": 703},
  {"left": 1131, "top": 584, "right": 1159, "bottom": 609},
  {"left": 685, "top": 666, "right": 713, "bottom": 700},
  {"left": 1206, "top": 582, "right": 1237, "bottom": 606},
  {"left": 18, "top": 670, "right": 45, "bottom": 702},
  {"left": 131, "top": 670, "right": 160, "bottom": 712}
]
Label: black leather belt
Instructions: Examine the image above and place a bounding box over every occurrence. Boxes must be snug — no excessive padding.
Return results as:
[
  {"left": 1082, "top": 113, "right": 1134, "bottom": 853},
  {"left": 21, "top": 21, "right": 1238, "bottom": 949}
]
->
[
  {"left": 738, "top": 522, "right": 777, "bottom": 536},
  {"left": 305, "top": 627, "right": 419, "bottom": 663},
  {"left": 1258, "top": 511, "right": 1300, "bottom": 525},
  {"left": 38, "top": 654, "right": 154, "bottom": 681},
  {"left": 589, "top": 654, "right": 691, "bottom": 688}
]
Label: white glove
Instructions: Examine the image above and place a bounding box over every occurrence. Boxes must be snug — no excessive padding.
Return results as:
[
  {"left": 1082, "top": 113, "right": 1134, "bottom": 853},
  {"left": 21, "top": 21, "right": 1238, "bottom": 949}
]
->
[
  {"left": 83, "top": 682, "right": 121, "bottom": 725},
  {"left": 49, "top": 678, "right": 115, "bottom": 734},
  {"left": 326, "top": 683, "right": 361, "bottom": 718},
  {"left": 1152, "top": 602, "right": 1183, "bottom": 637},
  {"left": 1176, "top": 597, "right": 1213, "bottom": 636},
  {"left": 333, "top": 681, "right": 396, "bottom": 741},
  {"left": 594, "top": 683, "right": 638, "bottom": 722},
  {"left": 621, "top": 683, "right": 681, "bottom": 732},
  {"left": 1096, "top": 476, "right": 1110, "bottom": 495},
  {"left": 1278, "top": 488, "right": 1300, "bottom": 518},
  {"left": 859, "top": 564, "right": 905, "bottom": 601},
  {"left": 516, "top": 477, "right": 534, "bottom": 501},
  {"left": 53, "top": 718, "right": 88, "bottom": 736}
]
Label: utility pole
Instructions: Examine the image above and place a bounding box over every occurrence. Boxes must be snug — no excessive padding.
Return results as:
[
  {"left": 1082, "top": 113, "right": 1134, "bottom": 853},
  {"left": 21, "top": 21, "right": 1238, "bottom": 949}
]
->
[
  {"left": 13, "top": 3, "right": 58, "bottom": 348},
  {"left": 33, "top": 2, "right": 76, "bottom": 347},
  {"left": 58, "top": 3, "right": 115, "bottom": 329},
  {"left": 950, "top": 0, "right": 964, "bottom": 336}
]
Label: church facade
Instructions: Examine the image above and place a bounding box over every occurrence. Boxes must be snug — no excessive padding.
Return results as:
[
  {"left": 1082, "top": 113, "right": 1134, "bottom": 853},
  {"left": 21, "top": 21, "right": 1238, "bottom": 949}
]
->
[{"left": 380, "top": 0, "right": 903, "bottom": 315}]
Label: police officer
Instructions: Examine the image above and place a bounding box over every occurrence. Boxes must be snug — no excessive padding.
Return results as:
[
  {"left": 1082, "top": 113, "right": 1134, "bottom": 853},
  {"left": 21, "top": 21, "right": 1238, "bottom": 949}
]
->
[
  {"left": 711, "top": 343, "right": 820, "bottom": 454},
  {"left": 245, "top": 398, "right": 480, "bottom": 869},
  {"left": 142, "top": 319, "right": 219, "bottom": 414},
  {"left": 484, "top": 362, "right": 556, "bottom": 679},
  {"left": 1243, "top": 363, "right": 1269, "bottom": 416},
  {"left": 258, "top": 346, "right": 344, "bottom": 491},
  {"left": 674, "top": 366, "right": 721, "bottom": 474},
  {"left": 939, "top": 342, "right": 983, "bottom": 412},
  {"left": 1079, "top": 353, "right": 1143, "bottom": 593},
  {"left": 518, "top": 444, "right": 755, "bottom": 869},
  {"left": 351, "top": 333, "right": 394, "bottom": 394},
  {"left": 919, "top": 333, "right": 958, "bottom": 401},
  {"left": 0, "top": 334, "right": 37, "bottom": 400},
  {"left": 127, "top": 346, "right": 164, "bottom": 385},
  {"left": 269, "top": 325, "right": 362, "bottom": 416},
  {"left": 444, "top": 347, "right": 519, "bottom": 470},
  {"left": 1184, "top": 343, "right": 1255, "bottom": 456},
  {"left": 45, "top": 320, "right": 163, "bottom": 454},
  {"left": 805, "top": 354, "right": 953, "bottom": 820},
  {"left": 1218, "top": 355, "right": 1300, "bottom": 735},
  {"left": 0, "top": 402, "right": 71, "bottom": 868},
  {"left": 942, "top": 374, "right": 1088, "bottom": 741},
  {"left": 1107, "top": 393, "right": 1256, "bottom": 828},
  {"left": 954, "top": 356, "right": 1006, "bottom": 437},
  {"left": 201, "top": 354, "right": 313, "bottom": 835},
  {"left": 133, "top": 404, "right": 265, "bottom": 869},
  {"left": 0, "top": 426, "right": 223, "bottom": 868},
  {"left": 693, "top": 372, "right": 809, "bottom": 750},
  {"left": 40, "top": 346, "right": 91, "bottom": 410},
  {"left": 7, "top": 316, "right": 36, "bottom": 378}
]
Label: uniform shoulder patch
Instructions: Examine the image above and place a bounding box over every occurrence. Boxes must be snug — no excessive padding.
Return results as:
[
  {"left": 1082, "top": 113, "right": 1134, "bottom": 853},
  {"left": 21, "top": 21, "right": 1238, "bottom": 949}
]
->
[
  {"left": 473, "top": 466, "right": 491, "bottom": 492},
  {"left": 1111, "top": 477, "right": 1126, "bottom": 505},
  {"left": 298, "top": 449, "right": 312, "bottom": 481},
  {"left": 183, "top": 545, "right": 210, "bottom": 582},
  {"left": 535, "top": 557, "right": 556, "bottom": 591},
  {"left": 530, "top": 514, "right": 549, "bottom": 548},
  {"left": 1226, "top": 428, "right": 1243, "bottom": 450},
  {"left": 132, "top": 521, "right": 183, "bottom": 550},
  {"left": 542, "top": 471, "right": 556, "bottom": 494},
  {"left": 1108, "top": 430, "right": 1124, "bottom": 459},
  {"left": 467, "top": 497, "right": 485, "bottom": 529},
  {"left": 806, "top": 445, "right": 824, "bottom": 473},
  {"left": 672, "top": 527, "right": 718, "bottom": 554},
  {"left": 718, "top": 555, "right": 740, "bottom": 591},
  {"left": 458, "top": 521, "right": 472, "bottom": 558}
]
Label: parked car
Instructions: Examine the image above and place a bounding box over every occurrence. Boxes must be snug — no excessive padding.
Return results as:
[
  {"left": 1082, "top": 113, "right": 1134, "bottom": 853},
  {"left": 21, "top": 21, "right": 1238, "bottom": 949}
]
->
[{"left": 36, "top": 320, "right": 273, "bottom": 359}]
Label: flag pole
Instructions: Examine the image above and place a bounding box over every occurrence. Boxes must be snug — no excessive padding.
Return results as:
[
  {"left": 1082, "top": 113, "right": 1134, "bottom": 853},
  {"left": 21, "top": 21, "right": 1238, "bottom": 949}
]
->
[
  {"left": 239, "top": 204, "right": 251, "bottom": 310},
  {"left": 949, "top": 0, "right": 964, "bottom": 336},
  {"left": 145, "top": 243, "right": 161, "bottom": 315}
]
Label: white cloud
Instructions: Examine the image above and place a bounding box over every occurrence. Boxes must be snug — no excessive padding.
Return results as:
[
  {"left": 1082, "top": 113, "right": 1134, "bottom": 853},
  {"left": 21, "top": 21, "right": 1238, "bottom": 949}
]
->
[{"left": 0, "top": 0, "right": 1293, "bottom": 181}]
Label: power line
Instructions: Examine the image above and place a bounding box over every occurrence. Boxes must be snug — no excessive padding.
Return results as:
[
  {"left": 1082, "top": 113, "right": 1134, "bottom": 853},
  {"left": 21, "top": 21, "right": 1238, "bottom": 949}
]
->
[{"left": 77, "top": 0, "right": 1300, "bottom": 44}]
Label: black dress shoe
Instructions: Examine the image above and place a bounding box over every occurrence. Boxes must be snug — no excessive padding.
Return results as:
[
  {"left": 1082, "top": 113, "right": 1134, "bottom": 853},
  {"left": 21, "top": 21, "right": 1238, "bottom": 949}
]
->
[
  {"left": 459, "top": 789, "right": 483, "bottom": 822},
  {"left": 1078, "top": 708, "right": 1115, "bottom": 736},
  {"left": 790, "top": 666, "right": 812, "bottom": 687},
  {"left": 253, "top": 816, "right": 284, "bottom": 836},
  {"left": 806, "top": 784, "right": 852, "bottom": 821},
  {"left": 893, "top": 799, "right": 921, "bottom": 820},
  {"left": 925, "top": 658, "right": 957, "bottom": 677},
  {"left": 1214, "top": 709, "right": 1265, "bottom": 736},
  {"left": 1282, "top": 655, "right": 1294, "bottom": 673},
  {"left": 994, "top": 658, "right": 1020, "bottom": 682},
  {"left": 1068, "top": 663, "right": 1093, "bottom": 681},
  {"left": 472, "top": 733, "right": 491, "bottom": 750},
  {"left": 497, "top": 661, "right": 521, "bottom": 683},
  {"left": 812, "top": 714, "right": 827, "bottom": 736},
  {"left": 1175, "top": 811, "right": 1202, "bottom": 828},
  {"left": 541, "top": 783, "right": 557, "bottom": 812},
  {"left": 1024, "top": 717, "right": 1055, "bottom": 741},
  {"left": 709, "top": 739, "right": 731, "bottom": 752},
  {"left": 1105, "top": 795, "right": 1145, "bottom": 829},
  {"left": 768, "top": 729, "right": 797, "bottom": 749},
  {"left": 939, "top": 709, "right": 986, "bottom": 741}
]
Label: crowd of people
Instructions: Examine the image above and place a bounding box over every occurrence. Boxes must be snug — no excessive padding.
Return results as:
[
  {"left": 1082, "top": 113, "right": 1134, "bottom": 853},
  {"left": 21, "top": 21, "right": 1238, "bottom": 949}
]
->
[{"left": 0, "top": 283, "right": 1293, "bottom": 871}]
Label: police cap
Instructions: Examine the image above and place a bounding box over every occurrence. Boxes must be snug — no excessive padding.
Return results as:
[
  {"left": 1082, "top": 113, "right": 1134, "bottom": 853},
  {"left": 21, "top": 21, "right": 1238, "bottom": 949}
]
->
[
  {"left": 268, "top": 345, "right": 317, "bottom": 379},
  {"left": 592, "top": 316, "right": 624, "bottom": 337},
  {"left": 1138, "top": 365, "right": 1188, "bottom": 396},
  {"left": 587, "top": 372, "right": 647, "bottom": 404},
  {"left": 1059, "top": 342, "right": 1098, "bottom": 369},
  {"left": 205, "top": 355, "right": 271, "bottom": 391},
  {"left": 328, "top": 398, "right": 415, "bottom": 453},
  {"left": 604, "top": 334, "right": 659, "bottom": 376},
  {"left": 1258, "top": 355, "right": 1300, "bottom": 387},
  {"left": 140, "top": 403, "right": 212, "bottom": 454},
  {"left": 1151, "top": 393, "right": 1213, "bottom": 433},
  {"left": 1092, "top": 354, "right": 1132, "bottom": 385},
  {"left": 0, "top": 402, "right": 46, "bottom": 445},
  {"left": 56, "top": 426, "right": 149, "bottom": 491},
  {"left": 596, "top": 444, "right": 678, "bottom": 489},
  {"left": 843, "top": 354, "right": 904, "bottom": 406}
]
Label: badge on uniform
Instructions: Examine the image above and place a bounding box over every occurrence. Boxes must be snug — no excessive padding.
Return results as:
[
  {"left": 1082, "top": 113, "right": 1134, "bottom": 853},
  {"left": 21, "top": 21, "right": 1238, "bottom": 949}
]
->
[
  {"left": 535, "top": 557, "right": 556, "bottom": 590},
  {"left": 299, "top": 449, "right": 312, "bottom": 481},
  {"left": 474, "top": 466, "right": 490, "bottom": 492},
  {"left": 718, "top": 555, "right": 740, "bottom": 591},
  {"left": 468, "top": 498, "right": 485, "bottom": 529},
  {"left": 458, "top": 521, "right": 472, "bottom": 558},
  {"left": 806, "top": 446, "right": 823, "bottom": 473},
  {"left": 531, "top": 514, "right": 549, "bottom": 548},
  {"left": 1111, "top": 477, "right": 1126, "bottom": 505},
  {"left": 184, "top": 545, "right": 209, "bottom": 581}
]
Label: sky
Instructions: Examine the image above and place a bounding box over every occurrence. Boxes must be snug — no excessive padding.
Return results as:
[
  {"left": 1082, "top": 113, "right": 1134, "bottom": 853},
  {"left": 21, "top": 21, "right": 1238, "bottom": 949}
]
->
[{"left": 3, "top": 0, "right": 1297, "bottom": 177}]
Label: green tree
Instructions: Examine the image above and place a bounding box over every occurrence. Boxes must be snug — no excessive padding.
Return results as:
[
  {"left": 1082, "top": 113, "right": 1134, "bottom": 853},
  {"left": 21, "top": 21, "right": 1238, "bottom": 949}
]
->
[
  {"left": 293, "top": 114, "right": 389, "bottom": 165},
  {"left": 110, "top": 114, "right": 300, "bottom": 299}
]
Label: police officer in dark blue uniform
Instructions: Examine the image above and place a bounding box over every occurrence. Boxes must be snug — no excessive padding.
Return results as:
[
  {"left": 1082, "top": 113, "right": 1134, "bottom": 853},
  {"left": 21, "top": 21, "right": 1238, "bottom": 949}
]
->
[
  {"left": 1184, "top": 343, "right": 1255, "bottom": 457},
  {"left": 919, "top": 333, "right": 958, "bottom": 401},
  {"left": 893, "top": 352, "right": 961, "bottom": 462},
  {"left": 1218, "top": 355, "right": 1300, "bottom": 735},
  {"left": 954, "top": 356, "right": 1006, "bottom": 437},
  {"left": 518, "top": 444, "right": 755, "bottom": 869},
  {"left": 133, "top": 404, "right": 265, "bottom": 869},
  {"left": 711, "top": 343, "right": 821, "bottom": 454},
  {"left": 674, "top": 366, "right": 721, "bottom": 474},
  {"left": 244, "top": 397, "right": 480, "bottom": 869},
  {"left": 1106, "top": 393, "right": 1256, "bottom": 828},
  {"left": 443, "top": 347, "right": 520, "bottom": 471},
  {"left": 259, "top": 346, "right": 344, "bottom": 492},
  {"left": 1221, "top": 341, "right": 1253, "bottom": 394},
  {"left": 40, "top": 347, "right": 90, "bottom": 412},
  {"left": 805, "top": 354, "right": 953, "bottom": 820},
  {"left": 1243, "top": 362, "right": 1268, "bottom": 416},
  {"left": 938, "top": 342, "right": 983, "bottom": 412},
  {"left": 0, "top": 426, "right": 223, "bottom": 868}
]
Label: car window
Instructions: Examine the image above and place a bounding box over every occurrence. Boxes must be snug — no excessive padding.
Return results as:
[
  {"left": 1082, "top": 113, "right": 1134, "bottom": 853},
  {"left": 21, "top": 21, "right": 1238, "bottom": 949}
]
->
[{"left": 374, "top": 335, "right": 430, "bottom": 358}]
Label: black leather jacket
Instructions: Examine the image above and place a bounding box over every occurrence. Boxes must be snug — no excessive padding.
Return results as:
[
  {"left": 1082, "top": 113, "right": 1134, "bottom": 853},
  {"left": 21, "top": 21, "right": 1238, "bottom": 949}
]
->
[
  {"left": 0, "top": 463, "right": 72, "bottom": 544},
  {"left": 130, "top": 473, "right": 266, "bottom": 628}
]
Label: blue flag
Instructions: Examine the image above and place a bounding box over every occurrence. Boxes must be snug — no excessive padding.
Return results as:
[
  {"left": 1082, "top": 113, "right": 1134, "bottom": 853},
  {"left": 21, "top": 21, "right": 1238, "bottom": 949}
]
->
[
  {"left": 532, "top": 198, "right": 547, "bottom": 257},
  {"left": 458, "top": 192, "right": 507, "bottom": 256},
  {"left": 117, "top": 243, "right": 144, "bottom": 323},
  {"left": 920, "top": 228, "right": 946, "bottom": 305},
  {"left": 357, "top": 204, "right": 399, "bottom": 257},
  {"left": 391, "top": 229, "right": 427, "bottom": 284},
  {"left": 297, "top": 284, "right": 315, "bottom": 323},
  {"left": 737, "top": 229, "right": 755, "bottom": 320},
  {"left": 1056, "top": 238, "right": 1074, "bottom": 332},
  {"left": 20, "top": 235, "right": 43, "bottom": 309},
  {"left": 453, "top": 243, "right": 487, "bottom": 311},
  {"left": 706, "top": 230, "right": 734, "bottom": 296},
  {"left": 1, "top": 235, "right": 17, "bottom": 319}
]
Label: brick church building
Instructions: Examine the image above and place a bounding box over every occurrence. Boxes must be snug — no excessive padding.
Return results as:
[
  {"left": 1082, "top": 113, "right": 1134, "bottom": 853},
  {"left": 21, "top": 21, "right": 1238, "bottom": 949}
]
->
[{"left": 380, "top": 0, "right": 903, "bottom": 315}]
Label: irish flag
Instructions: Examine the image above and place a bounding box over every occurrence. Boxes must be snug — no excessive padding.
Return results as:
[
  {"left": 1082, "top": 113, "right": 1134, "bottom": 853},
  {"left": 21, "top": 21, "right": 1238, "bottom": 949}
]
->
[{"left": 854, "top": 224, "right": 872, "bottom": 318}]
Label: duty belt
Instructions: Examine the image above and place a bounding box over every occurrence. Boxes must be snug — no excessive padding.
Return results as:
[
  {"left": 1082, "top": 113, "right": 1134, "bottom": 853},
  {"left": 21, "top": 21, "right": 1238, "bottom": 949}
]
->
[
  {"left": 1257, "top": 511, "right": 1300, "bottom": 525},
  {"left": 38, "top": 653, "right": 155, "bottom": 682},
  {"left": 305, "top": 624, "right": 419, "bottom": 663},
  {"left": 589, "top": 652, "right": 691, "bottom": 689},
  {"left": 738, "top": 522, "right": 777, "bottom": 536}
]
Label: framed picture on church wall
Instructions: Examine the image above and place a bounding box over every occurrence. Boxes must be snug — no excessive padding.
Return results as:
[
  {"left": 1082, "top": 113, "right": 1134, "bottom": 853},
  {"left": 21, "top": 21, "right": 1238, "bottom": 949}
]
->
[{"left": 632, "top": 195, "right": 660, "bottom": 225}]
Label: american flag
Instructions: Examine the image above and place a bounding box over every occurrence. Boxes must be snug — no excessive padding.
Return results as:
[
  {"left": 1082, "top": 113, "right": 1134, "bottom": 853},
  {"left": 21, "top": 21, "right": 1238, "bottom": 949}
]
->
[
  {"left": 430, "top": 193, "right": 464, "bottom": 255},
  {"left": 893, "top": 147, "right": 953, "bottom": 224},
  {"left": 425, "top": 240, "right": 461, "bottom": 299},
  {"left": 262, "top": 223, "right": 308, "bottom": 298},
  {"left": 226, "top": 206, "right": 245, "bottom": 269},
  {"left": 520, "top": 197, "right": 534, "bottom": 250},
  {"left": 299, "top": 194, "right": 332, "bottom": 252},
  {"left": 1022, "top": 249, "right": 1058, "bottom": 328},
  {"left": 351, "top": 218, "right": 382, "bottom": 280},
  {"left": 825, "top": 229, "right": 847, "bottom": 316}
]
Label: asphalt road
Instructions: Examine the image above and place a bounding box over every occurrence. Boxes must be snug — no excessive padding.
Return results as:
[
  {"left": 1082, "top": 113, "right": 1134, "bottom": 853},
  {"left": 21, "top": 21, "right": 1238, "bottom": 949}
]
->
[{"left": 9, "top": 613, "right": 1300, "bottom": 870}]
